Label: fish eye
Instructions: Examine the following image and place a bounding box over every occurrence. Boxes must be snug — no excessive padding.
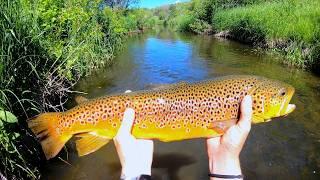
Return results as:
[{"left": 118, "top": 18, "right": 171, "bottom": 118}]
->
[{"left": 280, "top": 89, "right": 286, "bottom": 96}]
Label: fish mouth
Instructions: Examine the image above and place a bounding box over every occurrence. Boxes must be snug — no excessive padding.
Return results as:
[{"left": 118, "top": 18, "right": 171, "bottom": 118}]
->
[
  {"left": 282, "top": 104, "right": 296, "bottom": 116},
  {"left": 279, "top": 87, "right": 296, "bottom": 116}
]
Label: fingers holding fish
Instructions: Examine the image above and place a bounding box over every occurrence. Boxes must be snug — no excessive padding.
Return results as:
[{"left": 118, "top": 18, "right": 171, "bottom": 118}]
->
[
  {"left": 238, "top": 95, "right": 253, "bottom": 134},
  {"left": 115, "top": 108, "right": 135, "bottom": 140}
]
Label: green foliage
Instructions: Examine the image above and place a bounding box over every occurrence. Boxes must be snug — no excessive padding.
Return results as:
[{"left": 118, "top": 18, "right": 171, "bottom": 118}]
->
[
  {"left": 189, "top": 19, "right": 212, "bottom": 34},
  {"left": 165, "top": 0, "right": 266, "bottom": 34},
  {"left": 0, "top": 119, "right": 40, "bottom": 179},
  {"left": 0, "top": 0, "right": 45, "bottom": 178},
  {"left": 21, "top": 0, "right": 110, "bottom": 79},
  {"left": 0, "top": 0, "right": 155, "bottom": 179},
  {"left": 154, "top": 2, "right": 195, "bottom": 31},
  {"left": 0, "top": 110, "right": 18, "bottom": 126},
  {"left": 101, "top": 8, "right": 154, "bottom": 35},
  {"left": 103, "top": 7, "right": 127, "bottom": 34},
  {"left": 176, "top": 14, "right": 195, "bottom": 32},
  {"left": 144, "top": 16, "right": 160, "bottom": 28},
  {"left": 213, "top": 0, "right": 320, "bottom": 67},
  {"left": 165, "top": 0, "right": 320, "bottom": 69},
  {"left": 190, "top": 0, "right": 214, "bottom": 22}
]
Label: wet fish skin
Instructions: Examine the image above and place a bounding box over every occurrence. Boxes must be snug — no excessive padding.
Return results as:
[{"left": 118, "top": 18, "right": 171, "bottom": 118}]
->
[{"left": 28, "top": 75, "right": 295, "bottom": 159}]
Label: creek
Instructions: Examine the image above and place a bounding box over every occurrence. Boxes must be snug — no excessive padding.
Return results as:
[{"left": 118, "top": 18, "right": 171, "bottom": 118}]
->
[{"left": 43, "top": 29, "right": 320, "bottom": 179}]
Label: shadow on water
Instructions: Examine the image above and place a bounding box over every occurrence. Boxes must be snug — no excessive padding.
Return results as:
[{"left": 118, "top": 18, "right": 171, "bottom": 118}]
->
[
  {"left": 106, "top": 153, "right": 196, "bottom": 180},
  {"left": 43, "top": 28, "right": 320, "bottom": 179},
  {"left": 152, "top": 153, "right": 196, "bottom": 180}
]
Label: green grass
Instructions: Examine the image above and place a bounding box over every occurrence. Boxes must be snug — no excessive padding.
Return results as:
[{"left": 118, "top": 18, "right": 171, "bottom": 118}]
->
[
  {"left": 0, "top": 0, "right": 158, "bottom": 179},
  {"left": 213, "top": 0, "right": 320, "bottom": 68},
  {"left": 0, "top": 0, "right": 45, "bottom": 178},
  {"left": 165, "top": 0, "right": 320, "bottom": 70}
]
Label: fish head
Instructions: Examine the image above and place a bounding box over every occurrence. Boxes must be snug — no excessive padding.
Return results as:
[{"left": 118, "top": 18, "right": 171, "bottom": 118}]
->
[{"left": 251, "top": 78, "right": 295, "bottom": 123}]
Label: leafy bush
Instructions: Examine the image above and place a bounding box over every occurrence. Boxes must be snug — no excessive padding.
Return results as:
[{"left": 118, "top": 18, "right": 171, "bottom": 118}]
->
[
  {"left": 189, "top": 18, "right": 212, "bottom": 34},
  {"left": 144, "top": 16, "right": 159, "bottom": 28},
  {"left": 176, "top": 14, "right": 195, "bottom": 32},
  {"left": 21, "top": 0, "right": 111, "bottom": 79}
]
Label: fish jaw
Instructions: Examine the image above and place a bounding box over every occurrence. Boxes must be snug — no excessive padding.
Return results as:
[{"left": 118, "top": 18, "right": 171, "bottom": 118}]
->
[
  {"left": 280, "top": 87, "right": 296, "bottom": 116},
  {"left": 281, "top": 104, "right": 296, "bottom": 116}
]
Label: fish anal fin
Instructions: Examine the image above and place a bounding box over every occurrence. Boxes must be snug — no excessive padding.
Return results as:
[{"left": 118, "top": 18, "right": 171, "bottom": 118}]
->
[
  {"left": 209, "top": 118, "right": 238, "bottom": 134},
  {"left": 75, "top": 96, "right": 89, "bottom": 104},
  {"left": 76, "top": 133, "right": 110, "bottom": 156}
]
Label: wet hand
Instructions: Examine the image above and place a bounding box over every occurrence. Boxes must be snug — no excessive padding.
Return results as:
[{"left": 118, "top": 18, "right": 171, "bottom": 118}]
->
[
  {"left": 114, "top": 108, "right": 154, "bottom": 178},
  {"left": 206, "top": 95, "right": 252, "bottom": 179}
]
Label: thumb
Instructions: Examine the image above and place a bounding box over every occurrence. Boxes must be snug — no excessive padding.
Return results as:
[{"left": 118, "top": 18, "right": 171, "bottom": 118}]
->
[
  {"left": 237, "top": 95, "right": 252, "bottom": 133},
  {"left": 117, "top": 108, "right": 135, "bottom": 136}
]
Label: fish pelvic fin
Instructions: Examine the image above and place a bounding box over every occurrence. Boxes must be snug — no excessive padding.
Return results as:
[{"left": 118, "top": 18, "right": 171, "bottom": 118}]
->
[
  {"left": 76, "top": 133, "right": 111, "bottom": 156},
  {"left": 209, "top": 118, "right": 238, "bottom": 134},
  {"left": 28, "top": 112, "right": 71, "bottom": 160}
]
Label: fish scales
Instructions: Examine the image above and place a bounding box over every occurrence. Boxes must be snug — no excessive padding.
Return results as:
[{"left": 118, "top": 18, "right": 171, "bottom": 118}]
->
[
  {"left": 59, "top": 76, "right": 256, "bottom": 141},
  {"left": 28, "top": 75, "right": 296, "bottom": 159}
]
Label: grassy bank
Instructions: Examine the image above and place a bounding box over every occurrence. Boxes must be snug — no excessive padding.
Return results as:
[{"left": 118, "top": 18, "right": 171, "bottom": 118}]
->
[
  {"left": 213, "top": 0, "right": 320, "bottom": 69},
  {"left": 0, "top": 0, "right": 157, "bottom": 179},
  {"left": 163, "top": 0, "right": 320, "bottom": 71}
]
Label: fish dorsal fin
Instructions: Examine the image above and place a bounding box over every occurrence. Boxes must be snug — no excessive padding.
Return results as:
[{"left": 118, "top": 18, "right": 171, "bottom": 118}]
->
[
  {"left": 75, "top": 96, "right": 89, "bottom": 104},
  {"left": 75, "top": 133, "right": 110, "bottom": 156},
  {"left": 209, "top": 118, "right": 238, "bottom": 134}
]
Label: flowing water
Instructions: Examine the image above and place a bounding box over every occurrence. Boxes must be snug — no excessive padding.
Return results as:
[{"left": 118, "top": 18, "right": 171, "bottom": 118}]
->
[{"left": 43, "top": 29, "right": 320, "bottom": 180}]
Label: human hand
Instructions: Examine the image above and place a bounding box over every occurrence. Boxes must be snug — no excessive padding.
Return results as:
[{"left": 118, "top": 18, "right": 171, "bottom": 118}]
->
[
  {"left": 206, "top": 95, "right": 252, "bottom": 179},
  {"left": 114, "top": 108, "right": 154, "bottom": 178}
]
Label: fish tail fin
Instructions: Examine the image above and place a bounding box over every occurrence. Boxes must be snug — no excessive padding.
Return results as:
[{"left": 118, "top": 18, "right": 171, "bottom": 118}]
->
[{"left": 28, "top": 112, "right": 71, "bottom": 160}]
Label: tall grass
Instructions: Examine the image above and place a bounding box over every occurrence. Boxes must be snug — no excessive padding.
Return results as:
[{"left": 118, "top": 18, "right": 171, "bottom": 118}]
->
[
  {"left": 1, "top": 0, "right": 158, "bottom": 179},
  {"left": 0, "top": 0, "right": 46, "bottom": 178},
  {"left": 213, "top": 0, "right": 320, "bottom": 68},
  {"left": 166, "top": 0, "right": 269, "bottom": 34}
]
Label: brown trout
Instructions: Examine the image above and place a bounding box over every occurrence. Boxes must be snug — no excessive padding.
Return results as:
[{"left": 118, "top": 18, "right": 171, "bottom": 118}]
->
[{"left": 28, "top": 75, "right": 295, "bottom": 159}]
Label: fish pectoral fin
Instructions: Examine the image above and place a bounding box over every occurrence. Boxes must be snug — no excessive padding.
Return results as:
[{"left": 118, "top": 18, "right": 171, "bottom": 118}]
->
[
  {"left": 75, "top": 96, "right": 89, "bottom": 104},
  {"left": 76, "top": 134, "right": 110, "bottom": 156},
  {"left": 75, "top": 132, "right": 91, "bottom": 138},
  {"left": 209, "top": 118, "right": 238, "bottom": 134},
  {"left": 252, "top": 115, "right": 266, "bottom": 124}
]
